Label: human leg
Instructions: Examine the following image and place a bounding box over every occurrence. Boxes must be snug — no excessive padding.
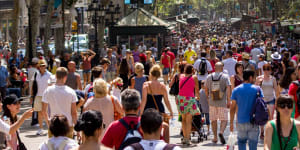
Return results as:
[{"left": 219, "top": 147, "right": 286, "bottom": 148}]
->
[
  {"left": 185, "top": 113, "right": 193, "bottom": 143},
  {"left": 237, "top": 123, "right": 248, "bottom": 150},
  {"left": 162, "top": 122, "right": 170, "bottom": 143},
  {"left": 83, "top": 72, "right": 87, "bottom": 88},
  {"left": 248, "top": 124, "right": 259, "bottom": 150},
  {"left": 209, "top": 106, "right": 218, "bottom": 142}
]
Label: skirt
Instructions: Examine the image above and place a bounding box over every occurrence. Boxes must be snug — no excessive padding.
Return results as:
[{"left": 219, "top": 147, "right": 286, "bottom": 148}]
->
[{"left": 176, "top": 95, "right": 201, "bottom": 115}]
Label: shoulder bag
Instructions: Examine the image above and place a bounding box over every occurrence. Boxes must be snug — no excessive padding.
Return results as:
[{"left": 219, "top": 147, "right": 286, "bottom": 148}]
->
[
  {"left": 169, "top": 74, "right": 179, "bottom": 95},
  {"left": 111, "top": 96, "right": 123, "bottom": 120},
  {"left": 16, "top": 131, "right": 27, "bottom": 150}
]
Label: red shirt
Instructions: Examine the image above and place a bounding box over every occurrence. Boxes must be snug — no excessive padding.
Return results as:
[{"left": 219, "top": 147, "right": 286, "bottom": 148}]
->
[
  {"left": 167, "top": 51, "right": 175, "bottom": 67},
  {"left": 233, "top": 53, "right": 242, "bottom": 61},
  {"left": 101, "top": 116, "right": 142, "bottom": 149},
  {"left": 161, "top": 53, "right": 171, "bottom": 68},
  {"left": 289, "top": 82, "right": 300, "bottom": 118}
]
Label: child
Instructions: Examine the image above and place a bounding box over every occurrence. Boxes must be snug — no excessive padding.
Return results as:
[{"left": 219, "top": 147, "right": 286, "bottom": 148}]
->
[
  {"left": 111, "top": 77, "right": 123, "bottom": 102},
  {"left": 199, "top": 80, "right": 210, "bottom": 135}
]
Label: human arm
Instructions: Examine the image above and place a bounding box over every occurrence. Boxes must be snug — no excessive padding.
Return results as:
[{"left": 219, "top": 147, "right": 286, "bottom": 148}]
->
[
  {"left": 76, "top": 75, "right": 82, "bottom": 90},
  {"left": 88, "top": 50, "right": 96, "bottom": 60},
  {"left": 140, "top": 82, "right": 148, "bottom": 115},
  {"left": 273, "top": 77, "right": 280, "bottom": 98},
  {"left": 230, "top": 76, "right": 235, "bottom": 92},
  {"left": 8, "top": 109, "right": 33, "bottom": 134},
  {"left": 229, "top": 100, "right": 237, "bottom": 132},
  {"left": 114, "top": 98, "right": 124, "bottom": 115},
  {"left": 193, "top": 75, "right": 200, "bottom": 100},
  {"left": 162, "top": 84, "right": 173, "bottom": 118},
  {"left": 169, "top": 74, "right": 176, "bottom": 88},
  {"left": 227, "top": 85, "right": 231, "bottom": 108},
  {"left": 71, "top": 102, "right": 77, "bottom": 126},
  {"left": 130, "top": 78, "right": 135, "bottom": 89},
  {"left": 264, "top": 121, "right": 273, "bottom": 150}
]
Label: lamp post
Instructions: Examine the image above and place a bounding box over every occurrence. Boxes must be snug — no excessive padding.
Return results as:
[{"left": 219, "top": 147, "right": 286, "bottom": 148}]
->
[
  {"left": 25, "top": 0, "right": 33, "bottom": 61},
  {"left": 105, "top": 1, "right": 121, "bottom": 46},
  {"left": 87, "top": 0, "right": 105, "bottom": 66}
]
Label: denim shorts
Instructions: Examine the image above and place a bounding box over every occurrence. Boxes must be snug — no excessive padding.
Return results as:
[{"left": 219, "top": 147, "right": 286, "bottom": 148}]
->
[
  {"left": 265, "top": 98, "right": 275, "bottom": 105},
  {"left": 163, "top": 68, "right": 170, "bottom": 75},
  {"left": 83, "top": 69, "right": 91, "bottom": 74}
]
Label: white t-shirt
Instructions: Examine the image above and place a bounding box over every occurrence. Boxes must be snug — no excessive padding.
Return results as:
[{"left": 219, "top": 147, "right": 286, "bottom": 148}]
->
[
  {"left": 193, "top": 57, "right": 213, "bottom": 81},
  {"left": 0, "top": 119, "right": 10, "bottom": 135},
  {"left": 42, "top": 85, "right": 78, "bottom": 126},
  {"left": 258, "top": 61, "right": 267, "bottom": 75},
  {"left": 222, "top": 58, "right": 237, "bottom": 77},
  {"left": 250, "top": 48, "right": 262, "bottom": 63},
  {"left": 39, "top": 136, "right": 78, "bottom": 150},
  {"left": 32, "top": 71, "right": 53, "bottom": 97},
  {"left": 124, "top": 140, "right": 181, "bottom": 150},
  {"left": 112, "top": 87, "right": 121, "bottom": 103}
]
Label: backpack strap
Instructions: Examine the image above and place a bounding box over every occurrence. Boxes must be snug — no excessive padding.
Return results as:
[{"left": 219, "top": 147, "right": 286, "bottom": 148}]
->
[
  {"left": 119, "top": 118, "right": 130, "bottom": 130},
  {"left": 163, "top": 144, "right": 177, "bottom": 150},
  {"left": 45, "top": 140, "right": 55, "bottom": 150},
  {"left": 130, "top": 143, "right": 144, "bottom": 150},
  {"left": 58, "top": 139, "right": 69, "bottom": 150}
]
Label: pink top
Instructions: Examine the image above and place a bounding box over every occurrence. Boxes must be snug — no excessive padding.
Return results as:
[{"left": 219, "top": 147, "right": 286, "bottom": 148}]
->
[
  {"left": 178, "top": 75, "right": 195, "bottom": 97},
  {"left": 292, "top": 55, "right": 298, "bottom": 61}
]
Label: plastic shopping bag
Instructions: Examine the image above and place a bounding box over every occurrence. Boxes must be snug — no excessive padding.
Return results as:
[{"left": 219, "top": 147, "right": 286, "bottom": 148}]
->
[{"left": 227, "top": 132, "right": 237, "bottom": 150}]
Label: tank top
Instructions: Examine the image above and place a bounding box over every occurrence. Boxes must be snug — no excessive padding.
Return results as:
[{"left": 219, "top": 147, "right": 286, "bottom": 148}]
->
[
  {"left": 271, "top": 119, "right": 298, "bottom": 150},
  {"left": 82, "top": 58, "right": 91, "bottom": 70},
  {"left": 178, "top": 75, "right": 195, "bottom": 97},
  {"left": 261, "top": 77, "right": 275, "bottom": 102},
  {"left": 65, "top": 72, "right": 78, "bottom": 90},
  {"left": 134, "top": 76, "right": 147, "bottom": 97},
  {"left": 146, "top": 94, "right": 164, "bottom": 113},
  {"left": 234, "top": 75, "right": 243, "bottom": 87}
]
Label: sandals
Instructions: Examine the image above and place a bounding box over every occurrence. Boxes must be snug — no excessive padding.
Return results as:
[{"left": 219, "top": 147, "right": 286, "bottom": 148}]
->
[{"left": 219, "top": 133, "right": 226, "bottom": 145}]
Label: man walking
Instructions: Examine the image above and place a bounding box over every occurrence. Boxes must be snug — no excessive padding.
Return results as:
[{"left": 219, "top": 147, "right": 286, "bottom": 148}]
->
[
  {"left": 105, "top": 48, "right": 118, "bottom": 82},
  {"left": 65, "top": 61, "right": 82, "bottom": 90},
  {"left": 230, "top": 70, "right": 263, "bottom": 150},
  {"left": 205, "top": 62, "right": 231, "bottom": 144},
  {"left": 222, "top": 50, "right": 237, "bottom": 77},
  {"left": 194, "top": 51, "right": 212, "bottom": 89},
  {"left": 42, "top": 67, "right": 77, "bottom": 138},
  {"left": 0, "top": 59, "right": 9, "bottom": 101}
]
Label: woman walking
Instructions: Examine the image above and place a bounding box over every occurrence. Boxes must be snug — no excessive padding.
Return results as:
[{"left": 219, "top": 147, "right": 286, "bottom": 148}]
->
[
  {"left": 81, "top": 50, "right": 96, "bottom": 88},
  {"left": 230, "top": 62, "right": 244, "bottom": 91}
]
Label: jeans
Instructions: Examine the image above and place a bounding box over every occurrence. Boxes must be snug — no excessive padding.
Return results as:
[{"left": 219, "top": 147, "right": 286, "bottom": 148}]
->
[{"left": 237, "top": 123, "right": 259, "bottom": 150}]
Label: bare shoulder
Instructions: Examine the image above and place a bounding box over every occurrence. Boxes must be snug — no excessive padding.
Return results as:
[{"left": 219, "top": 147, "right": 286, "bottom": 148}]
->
[
  {"left": 192, "top": 75, "right": 198, "bottom": 80},
  {"left": 294, "top": 119, "right": 300, "bottom": 128}
]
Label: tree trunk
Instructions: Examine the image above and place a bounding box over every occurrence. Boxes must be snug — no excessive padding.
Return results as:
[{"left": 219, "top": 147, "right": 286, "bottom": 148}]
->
[
  {"left": 30, "top": 0, "right": 40, "bottom": 57},
  {"left": 54, "top": 27, "right": 64, "bottom": 56},
  {"left": 11, "top": 0, "right": 20, "bottom": 54},
  {"left": 42, "top": 0, "right": 55, "bottom": 57}
]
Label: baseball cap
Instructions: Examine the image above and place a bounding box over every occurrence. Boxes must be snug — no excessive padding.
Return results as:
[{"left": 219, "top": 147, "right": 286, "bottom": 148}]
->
[
  {"left": 32, "top": 57, "right": 39, "bottom": 64},
  {"left": 3, "top": 94, "right": 22, "bottom": 105}
]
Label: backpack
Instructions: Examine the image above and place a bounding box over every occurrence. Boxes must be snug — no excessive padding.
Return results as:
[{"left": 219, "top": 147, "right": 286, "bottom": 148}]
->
[
  {"left": 292, "top": 81, "right": 300, "bottom": 114},
  {"left": 130, "top": 142, "right": 177, "bottom": 150},
  {"left": 250, "top": 87, "right": 269, "bottom": 126},
  {"left": 118, "top": 119, "right": 142, "bottom": 150},
  {"left": 198, "top": 59, "right": 207, "bottom": 75},
  {"left": 211, "top": 73, "right": 224, "bottom": 101}
]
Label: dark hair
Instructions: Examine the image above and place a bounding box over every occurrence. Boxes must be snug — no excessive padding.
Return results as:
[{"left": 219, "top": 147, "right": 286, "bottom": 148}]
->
[
  {"left": 279, "top": 67, "right": 295, "bottom": 89},
  {"left": 121, "top": 89, "right": 141, "bottom": 112},
  {"left": 184, "top": 64, "right": 193, "bottom": 74},
  {"left": 262, "top": 64, "right": 271, "bottom": 70},
  {"left": 91, "top": 66, "right": 103, "bottom": 79},
  {"left": 243, "top": 69, "right": 255, "bottom": 81},
  {"left": 141, "top": 108, "right": 162, "bottom": 134},
  {"left": 49, "top": 115, "right": 70, "bottom": 137},
  {"left": 2, "top": 104, "right": 17, "bottom": 124},
  {"left": 74, "top": 110, "right": 103, "bottom": 137},
  {"left": 179, "top": 62, "right": 187, "bottom": 74},
  {"left": 235, "top": 61, "right": 244, "bottom": 75},
  {"left": 276, "top": 95, "right": 294, "bottom": 150},
  {"left": 200, "top": 51, "right": 207, "bottom": 57},
  {"left": 226, "top": 50, "right": 233, "bottom": 56},
  {"left": 119, "top": 58, "right": 129, "bottom": 75},
  {"left": 100, "top": 58, "right": 111, "bottom": 65}
]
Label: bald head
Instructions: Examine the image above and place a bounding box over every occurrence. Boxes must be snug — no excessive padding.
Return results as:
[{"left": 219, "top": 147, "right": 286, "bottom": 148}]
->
[
  {"left": 68, "top": 61, "right": 76, "bottom": 72},
  {"left": 215, "top": 62, "right": 224, "bottom": 72}
]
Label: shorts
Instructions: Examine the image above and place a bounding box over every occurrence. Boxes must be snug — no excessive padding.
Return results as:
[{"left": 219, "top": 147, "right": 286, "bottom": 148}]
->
[
  {"left": 106, "top": 71, "right": 116, "bottom": 82},
  {"left": 34, "top": 96, "right": 43, "bottom": 111},
  {"left": 265, "top": 99, "right": 275, "bottom": 105},
  {"left": 163, "top": 68, "right": 170, "bottom": 75},
  {"left": 209, "top": 106, "right": 228, "bottom": 121},
  {"left": 201, "top": 113, "right": 210, "bottom": 125},
  {"left": 176, "top": 95, "right": 201, "bottom": 115},
  {"left": 83, "top": 69, "right": 91, "bottom": 74},
  {"left": 48, "top": 126, "right": 73, "bottom": 138}
]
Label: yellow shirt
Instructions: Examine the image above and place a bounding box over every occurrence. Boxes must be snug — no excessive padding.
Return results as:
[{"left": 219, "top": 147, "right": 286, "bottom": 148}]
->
[{"left": 184, "top": 50, "right": 197, "bottom": 64}]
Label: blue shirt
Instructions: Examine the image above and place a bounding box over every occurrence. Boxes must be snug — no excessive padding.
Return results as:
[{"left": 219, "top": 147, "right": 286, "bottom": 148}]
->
[
  {"left": 231, "top": 83, "right": 263, "bottom": 124},
  {"left": 0, "top": 66, "right": 8, "bottom": 87}
]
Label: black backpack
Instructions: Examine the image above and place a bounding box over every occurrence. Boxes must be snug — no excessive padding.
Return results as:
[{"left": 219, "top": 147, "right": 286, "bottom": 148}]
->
[
  {"left": 292, "top": 81, "right": 300, "bottom": 114},
  {"left": 118, "top": 119, "right": 142, "bottom": 150},
  {"left": 198, "top": 59, "right": 207, "bottom": 75}
]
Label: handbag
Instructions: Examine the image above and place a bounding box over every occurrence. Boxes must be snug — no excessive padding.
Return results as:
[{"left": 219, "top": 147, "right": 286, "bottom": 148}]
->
[
  {"left": 149, "top": 84, "right": 170, "bottom": 124},
  {"left": 111, "top": 96, "right": 123, "bottom": 120},
  {"left": 169, "top": 74, "right": 179, "bottom": 95},
  {"left": 16, "top": 131, "right": 27, "bottom": 150}
]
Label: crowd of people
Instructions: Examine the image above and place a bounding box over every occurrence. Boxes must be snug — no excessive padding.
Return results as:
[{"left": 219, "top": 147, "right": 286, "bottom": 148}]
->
[{"left": 0, "top": 23, "right": 300, "bottom": 150}]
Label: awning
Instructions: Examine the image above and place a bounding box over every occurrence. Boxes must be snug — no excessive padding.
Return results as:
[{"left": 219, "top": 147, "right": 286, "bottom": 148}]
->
[
  {"left": 231, "top": 18, "right": 241, "bottom": 24},
  {"left": 280, "top": 21, "right": 300, "bottom": 26},
  {"left": 176, "top": 19, "right": 187, "bottom": 25}
]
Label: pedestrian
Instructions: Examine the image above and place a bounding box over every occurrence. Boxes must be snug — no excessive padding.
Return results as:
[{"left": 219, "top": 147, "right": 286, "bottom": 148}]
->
[
  {"left": 81, "top": 50, "right": 96, "bottom": 88},
  {"left": 199, "top": 81, "right": 210, "bottom": 135},
  {"left": 105, "top": 48, "right": 118, "bottom": 82},
  {"left": 270, "top": 52, "right": 283, "bottom": 81},
  {"left": 65, "top": 61, "right": 82, "bottom": 90},
  {"left": 132, "top": 46, "right": 140, "bottom": 63},
  {"left": 250, "top": 43, "right": 263, "bottom": 64},
  {"left": 205, "top": 62, "right": 231, "bottom": 144},
  {"left": 144, "top": 50, "right": 155, "bottom": 76},
  {"left": 160, "top": 48, "right": 171, "bottom": 84},
  {"left": 209, "top": 49, "right": 219, "bottom": 73},
  {"left": 230, "top": 62, "right": 244, "bottom": 91},
  {"left": 125, "top": 50, "right": 135, "bottom": 74},
  {"left": 60, "top": 53, "right": 71, "bottom": 68},
  {"left": 118, "top": 58, "right": 130, "bottom": 91},
  {"left": 83, "top": 78, "right": 123, "bottom": 138},
  {"left": 184, "top": 46, "right": 197, "bottom": 65},
  {"left": 124, "top": 109, "right": 181, "bottom": 150},
  {"left": 264, "top": 95, "right": 300, "bottom": 150},
  {"left": 193, "top": 51, "right": 213, "bottom": 89},
  {"left": 32, "top": 60, "right": 53, "bottom": 135},
  {"left": 42, "top": 67, "right": 77, "bottom": 138},
  {"left": 279, "top": 67, "right": 296, "bottom": 95},
  {"left": 0, "top": 59, "right": 9, "bottom": 101},
  {"left": 101, "top": 89, "right": 143, "bottom": 149},
  {"left": 230, "top": 69, "right": 263, "bottom": 150},
  {"left": 241, "top": 52, "right": 255, "bottom": 71},
  {"left": 222, "top": 50, "right": 237, "bottom": 77},
  {"left": 177, "top": 64, "right": 201, "bottom": 145},
  {"left": 130, "top": 63, "right": 148, "bottom": 98},
  {"left": 74, "top": 110, "right": 106, "bottom": 150},
  {"left": 84, "top": 66, "right": 103, "bottom": 99},
  {"left": 39, "top": 115, "right": 79, "bottom": 150},
  {"left": 257, "top": 54, "right": 267, "bottom": 76},
  {"left": 110, "top": 77, "right": 123, "bottom": 102}
]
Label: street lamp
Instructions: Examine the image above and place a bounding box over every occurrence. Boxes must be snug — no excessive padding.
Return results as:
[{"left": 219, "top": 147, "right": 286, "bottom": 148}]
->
[
  {"left": 105, "top": 1, "right": 121, "bottom": 27},
  {"left": 87, "top": 0, "right": 106, "bottom": 66},
  {"left": 25, "top": 0, "right": 33, "bottom": 61}
]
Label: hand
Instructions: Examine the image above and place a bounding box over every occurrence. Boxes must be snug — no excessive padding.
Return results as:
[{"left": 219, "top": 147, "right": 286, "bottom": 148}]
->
[
  {"left": 76, "top": 132, "right": 82, "bottom": 144},
  {"left": 22, "top": 109, "right": 33, "bottom": 119},
  {"left": 30, "top": 97, "right": 33, "bottom": 105},
  {"left": 230, "top": 122, "right": 234, "bottom": 132},
  {"left": 227, "top": 101, "right": 231, "bottom": 108}
]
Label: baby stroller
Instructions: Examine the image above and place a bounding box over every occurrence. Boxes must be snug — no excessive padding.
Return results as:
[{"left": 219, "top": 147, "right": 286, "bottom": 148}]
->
[{"left": 180, "top": 102, "right": 208, "bottom": 143}]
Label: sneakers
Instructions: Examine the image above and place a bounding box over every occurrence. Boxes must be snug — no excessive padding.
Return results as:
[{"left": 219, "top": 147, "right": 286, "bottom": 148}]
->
[
  {"left": 182, "top": 138, "right": 191, "bottom": 146},
  {"left": 36, "top": 129, "right": 44, "bottom": 135}
]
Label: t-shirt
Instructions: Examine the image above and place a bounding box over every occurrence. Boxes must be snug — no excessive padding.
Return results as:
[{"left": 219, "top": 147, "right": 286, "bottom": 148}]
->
[
  {"left": 161, "top": 53, "right": 170, "bottom": 68},
  {"left": 289, "top": 82, "right": 300, "bottom": 118},
  {"left": 32, "top": 71, "right": 53, "bottom": 97},
  {"left": 106, "top": 55, "right": 117, "bottom": 72},
  {"left": 193, "top": 58, "right": 213, "bottom": 81},
  {"left": 39, "top": 136, "right": 78, "bottom": 150},
  {"left": 0, "top": 119, "right": 10, "bottom": 134},
  {"left": 205, "top": 72, "right": 231, "bottom": 108},
  {"left": 258, "top": 61, "right": 267, "bottom": 75},
  {"left": 42, "top": 85, "right": 78, "bottom": 126},
  {"left": 233, "top": 53, "right": 242, "bottom": 61},
  {"left": 199, "top": 89, "right": 209, "bottom": 113},
  {"left": 167, "top": 51, "right": 175, "bottom": 67},
  {"left": 231, "top": 83, "right": 263, "bottom": 123},
  {"left": 250, "top": 48, "right": 262, "bottom": 63},
  {"left": 184, "top": 50, "right": 197, "bottom": 64},
  {"left": 101, "top": 116, "right": 141, "bottom": 150},
  {"left": 124, "top": 140, "right": 181, "bottom": 150},
  {"left": 222, "top": 58, "right": 237, "bottom": 77}
]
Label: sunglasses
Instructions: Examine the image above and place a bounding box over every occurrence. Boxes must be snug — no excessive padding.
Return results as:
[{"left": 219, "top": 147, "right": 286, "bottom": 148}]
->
[
  {"left": 278, "top": 103, "right": 293, "bottom": 109},
  {"left": 263, "top": 68, "right": 271, "bottom": 71}
]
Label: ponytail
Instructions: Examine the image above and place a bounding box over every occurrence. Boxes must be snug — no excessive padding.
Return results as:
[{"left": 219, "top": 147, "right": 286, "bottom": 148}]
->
[{"left": 276, "top": 111, "right": 283, "bottom": 150}]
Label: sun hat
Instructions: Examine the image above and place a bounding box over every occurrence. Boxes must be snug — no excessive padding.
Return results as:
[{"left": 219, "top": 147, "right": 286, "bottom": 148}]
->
[
  {"left": 242, "top": 52, "right": 250, "bottom": 60},
  {"left": 271, "top": 52, "right": 282, "bottom": 60}
]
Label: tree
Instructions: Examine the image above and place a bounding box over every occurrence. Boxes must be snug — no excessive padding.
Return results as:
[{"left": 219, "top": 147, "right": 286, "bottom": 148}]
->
[
  {"left": 42, "top": 0, "right": 55, "bottom": 57},
  {"left": 27, "top": 0, "right": 40, "bottom": 58},
  {"left": 11, "top": 0, "right": 20, "bottom": 54}
]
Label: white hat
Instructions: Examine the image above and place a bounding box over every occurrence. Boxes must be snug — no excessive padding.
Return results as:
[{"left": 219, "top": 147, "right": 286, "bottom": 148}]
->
[
  {"left": 37, "top": 50, "right": 44, "bottom": 55},
  {"left": 271, "top": 52, "right": 282, "bottom": 60},
  {"left": 32, "top": 57, "right": 39, "bottom": 64}
]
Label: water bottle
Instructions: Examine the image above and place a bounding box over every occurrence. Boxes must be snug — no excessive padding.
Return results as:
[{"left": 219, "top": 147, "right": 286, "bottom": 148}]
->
[
  {"left": 3, "top": 116, "right": 11, "bottom": 141},
  {"left": 170, "top": 117, "right": 176, "bottom": 127}
]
